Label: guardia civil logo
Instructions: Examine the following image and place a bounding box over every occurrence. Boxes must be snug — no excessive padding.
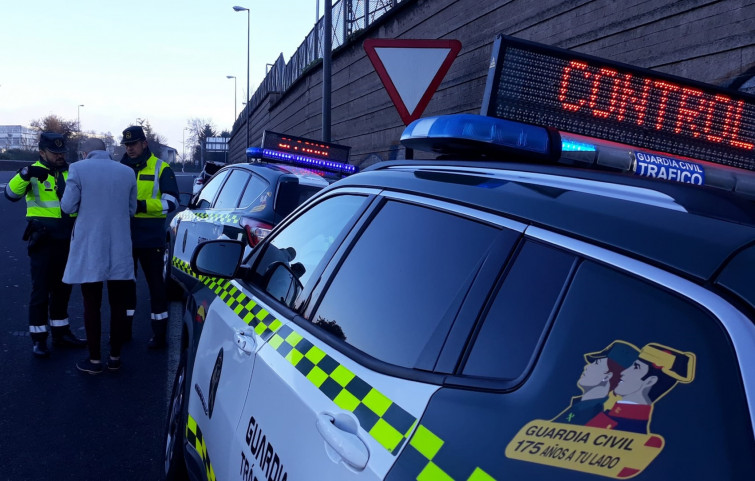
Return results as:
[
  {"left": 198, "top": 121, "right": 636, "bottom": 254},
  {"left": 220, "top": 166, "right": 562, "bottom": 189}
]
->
[{"left": 506, "top": 340, "right": 696, "bottom": 479}]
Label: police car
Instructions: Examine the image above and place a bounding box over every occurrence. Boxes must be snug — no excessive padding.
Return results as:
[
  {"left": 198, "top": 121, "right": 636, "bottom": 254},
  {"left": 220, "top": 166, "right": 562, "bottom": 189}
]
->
[
  {"left": 166, "top": 132, "right": 354, "bottom": 297},
  {"left": 162, "top": 36, "right": 755, "bottom": 481}
]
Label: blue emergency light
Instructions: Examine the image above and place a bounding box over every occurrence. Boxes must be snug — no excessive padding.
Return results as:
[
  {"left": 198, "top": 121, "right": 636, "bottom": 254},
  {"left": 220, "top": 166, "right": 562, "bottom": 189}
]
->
[
  {"left": 261, "top": 148, "right": 357, "bottom": 175},
  {"left": 401, "top": 114, "right": 555, "bottom": 158},
  {"left": 561, "top": 140, "right": 596, "bottom": 152},
  {"left": 245, "top": 131, "right": 356, "bottom": 176},
  {"left": 246, "top": 146, "right": 356, "bottom": 175},
  {"left": 246, "top": 147, "right": 263, "bottom": 159}
]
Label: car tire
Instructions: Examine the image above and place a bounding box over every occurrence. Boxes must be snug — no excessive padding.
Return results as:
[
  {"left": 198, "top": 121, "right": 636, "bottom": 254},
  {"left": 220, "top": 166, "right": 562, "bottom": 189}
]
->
[{"left": 163, "top": 348, "right": 189, "bottom": 481}]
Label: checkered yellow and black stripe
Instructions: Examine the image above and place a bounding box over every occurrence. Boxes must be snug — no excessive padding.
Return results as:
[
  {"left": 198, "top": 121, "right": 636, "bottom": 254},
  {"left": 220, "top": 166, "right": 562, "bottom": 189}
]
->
[
  {"left": 181, "top": 256, "right": 497, "bottom": 479},
  {"left": 177, "top": 210, "right": 240, "bottom": 224},
  {"left": 186, "top": 414, "right": 216, "bottom": 481},
  {"left": 268, "top": 323, "right": 417, "bottom": 454},
  {"left": 406, "top": 425, "right": 495, "bottom": 481}
]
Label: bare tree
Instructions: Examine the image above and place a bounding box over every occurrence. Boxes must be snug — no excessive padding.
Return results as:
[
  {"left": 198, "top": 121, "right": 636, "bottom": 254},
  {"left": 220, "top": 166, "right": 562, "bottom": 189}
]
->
[
  {"left": 30, "top": 115, "right": 77, "bottom": 137},
  {"left": 132, "top": 118, "right": 167, "bottom": 153},
  {"left": 186, "top": 118, "right": 217, "bottom": 163}
]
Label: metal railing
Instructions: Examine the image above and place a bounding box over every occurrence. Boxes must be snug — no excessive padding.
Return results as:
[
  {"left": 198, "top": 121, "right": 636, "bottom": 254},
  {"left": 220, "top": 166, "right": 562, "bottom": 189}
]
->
[{"left": 233, "top": 0, "right": 407, "bottom": 134}]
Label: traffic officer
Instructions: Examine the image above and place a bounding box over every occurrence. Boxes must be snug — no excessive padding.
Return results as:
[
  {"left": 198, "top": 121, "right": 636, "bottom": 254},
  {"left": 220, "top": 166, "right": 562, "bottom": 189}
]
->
[
  {"left": 4, "top": 132, "right": 87, "bottom": 357},
  {"left": 120, "top": 125, "right": 179, "bottom": 348}
]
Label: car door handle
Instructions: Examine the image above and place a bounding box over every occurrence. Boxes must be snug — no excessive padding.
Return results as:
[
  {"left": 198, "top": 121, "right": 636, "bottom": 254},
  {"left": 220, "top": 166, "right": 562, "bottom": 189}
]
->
[
  {"left": 316, "top": 412, "right": 369, "bottom": 470},
  {"left": 234, "top": 328, "right": 256, "bottom": 354}
]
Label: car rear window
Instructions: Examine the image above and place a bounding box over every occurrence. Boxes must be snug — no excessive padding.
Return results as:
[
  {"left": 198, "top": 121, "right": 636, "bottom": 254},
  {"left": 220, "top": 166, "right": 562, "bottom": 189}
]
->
[{"left": 274, "top": 184, "right": 323, "bottom": 219}]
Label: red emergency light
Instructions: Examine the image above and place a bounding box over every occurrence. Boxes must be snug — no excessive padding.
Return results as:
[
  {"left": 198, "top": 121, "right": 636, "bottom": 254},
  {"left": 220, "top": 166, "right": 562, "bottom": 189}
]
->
[{"left": 481, "top": 35, "right": 755, "bottom": 171}]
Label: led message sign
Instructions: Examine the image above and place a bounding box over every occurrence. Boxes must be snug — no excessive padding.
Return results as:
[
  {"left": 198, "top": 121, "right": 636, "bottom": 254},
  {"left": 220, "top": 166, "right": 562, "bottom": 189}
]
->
[
  {"left": 261, "top": 130, "right": 351, "bottom": 163},
  {"left": 481, "top": 35, "right": 755, "bottom": 170}
]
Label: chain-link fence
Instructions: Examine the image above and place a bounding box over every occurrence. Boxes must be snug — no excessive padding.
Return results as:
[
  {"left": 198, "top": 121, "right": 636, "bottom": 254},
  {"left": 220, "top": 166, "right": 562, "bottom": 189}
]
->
[{"left": 233, "top": 0, "right": 407, "bottom": 134}]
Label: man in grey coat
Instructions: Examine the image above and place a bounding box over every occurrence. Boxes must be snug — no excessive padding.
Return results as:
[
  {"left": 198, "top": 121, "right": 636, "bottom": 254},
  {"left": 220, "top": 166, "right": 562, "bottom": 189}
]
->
[{"left": 61, "top": 138, "right": 137, "bottom": 375}]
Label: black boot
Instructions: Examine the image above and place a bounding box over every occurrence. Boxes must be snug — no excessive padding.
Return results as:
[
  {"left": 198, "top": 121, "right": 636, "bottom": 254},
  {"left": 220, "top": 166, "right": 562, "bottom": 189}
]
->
[
  {"left": 52, "top": 328, "right": 87, "bottom": 348},
  {"left": 32, "top": 340, "right": 50, "bottom": 358},
  {"left": 147, "top": 319, "right": 167, "bottom": 349}
]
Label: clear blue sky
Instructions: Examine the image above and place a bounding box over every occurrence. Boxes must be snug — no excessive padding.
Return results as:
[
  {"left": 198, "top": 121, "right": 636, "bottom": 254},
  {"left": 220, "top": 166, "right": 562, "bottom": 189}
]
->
[{"left": 0, "top": 0, "right": 322, "bottom": 156}]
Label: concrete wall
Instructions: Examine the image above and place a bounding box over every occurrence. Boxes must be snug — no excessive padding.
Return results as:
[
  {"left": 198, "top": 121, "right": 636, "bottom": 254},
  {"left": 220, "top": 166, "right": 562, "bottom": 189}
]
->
[{"left": 229, "top": 0, "right": 755, "bottom": 168}]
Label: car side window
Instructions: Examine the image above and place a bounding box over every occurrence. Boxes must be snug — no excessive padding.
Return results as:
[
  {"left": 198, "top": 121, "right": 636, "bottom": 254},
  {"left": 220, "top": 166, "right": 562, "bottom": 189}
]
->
[
  {"left": 312, "top": 200, "right": 501, "bottom": 369},
  {"left": 213, "top": 170, "right": 250, "bottom": 210},
  {"left": 238, "top": 174, "right": 269, "bottom": 210},
  {"left": 252, "top": 194, "right": 368, "bottom": 306},
  {"left": 462, "top": 240, "right": 577, "bottom": 380},
  {"left": 195, "top": 169, "right": 230, "bottom": 209}
]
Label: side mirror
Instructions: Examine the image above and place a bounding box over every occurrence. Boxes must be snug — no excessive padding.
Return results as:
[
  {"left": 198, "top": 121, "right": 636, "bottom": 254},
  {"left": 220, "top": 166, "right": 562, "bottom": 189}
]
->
[
  {"left": 262, "top": 261, "right": 304, "bottom": 306},
  {"left": 190, "top": 239, "right": 244, "bottom": 278}
]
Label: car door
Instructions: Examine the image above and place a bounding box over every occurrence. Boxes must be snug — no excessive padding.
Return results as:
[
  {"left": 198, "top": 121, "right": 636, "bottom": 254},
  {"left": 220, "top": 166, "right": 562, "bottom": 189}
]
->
[
  {"left": 174, "top": 168, "right": 249, "bottom": 289},
  {"left": 233, "top": 193, "right": 519, "bottom": 480},
  {"left": 185, "top": 282, "right": 262, "bottom": 481}
]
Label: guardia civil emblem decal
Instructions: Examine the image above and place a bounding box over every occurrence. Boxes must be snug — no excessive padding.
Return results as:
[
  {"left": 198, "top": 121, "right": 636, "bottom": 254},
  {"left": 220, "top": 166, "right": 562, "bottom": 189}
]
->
[{"left": 506, "top": 340, "right": 695, "bottom": 479}]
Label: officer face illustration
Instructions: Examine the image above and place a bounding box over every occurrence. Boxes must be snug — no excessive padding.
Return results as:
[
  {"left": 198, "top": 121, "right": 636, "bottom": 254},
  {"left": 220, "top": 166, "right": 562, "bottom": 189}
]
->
[
  {"left": 614, "top": 359, "right": 658, "bottom": 402},
  {"left": 578, "top": 357, "right": 612, "bottom": 388}
]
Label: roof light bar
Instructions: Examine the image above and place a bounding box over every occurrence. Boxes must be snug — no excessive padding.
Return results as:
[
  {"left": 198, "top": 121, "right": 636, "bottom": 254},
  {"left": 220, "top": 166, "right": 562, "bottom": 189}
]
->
[
  {"left": 401, "top": 114, "right": 555, "bottom": 158},
  {"left": 261, "top": 148, "right": 357, "bottom": 175}
]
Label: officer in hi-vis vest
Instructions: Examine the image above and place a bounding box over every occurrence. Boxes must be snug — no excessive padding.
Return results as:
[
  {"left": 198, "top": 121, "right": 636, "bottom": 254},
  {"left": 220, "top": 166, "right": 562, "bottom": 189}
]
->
[
  {"left": 120, "top": 125, "right": 179, "bottom": 348},
  {"left": 4, "top": 132, "right": 87, "bottom": 357}
]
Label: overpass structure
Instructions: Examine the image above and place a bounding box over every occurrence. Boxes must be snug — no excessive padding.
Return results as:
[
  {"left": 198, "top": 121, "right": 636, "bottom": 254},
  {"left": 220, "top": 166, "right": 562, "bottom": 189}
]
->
[{"left": 228, "top": 0, "right": 755, "bottom": 169}]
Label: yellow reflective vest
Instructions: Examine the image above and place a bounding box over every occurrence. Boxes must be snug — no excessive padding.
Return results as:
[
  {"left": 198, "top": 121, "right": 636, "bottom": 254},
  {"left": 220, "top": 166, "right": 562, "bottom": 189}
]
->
[
  {"left": 7, "top": 161, "right": 73, "bottom": 219},
  {"left": 135, "top": 153, "right": 169, "bottom": 219}
]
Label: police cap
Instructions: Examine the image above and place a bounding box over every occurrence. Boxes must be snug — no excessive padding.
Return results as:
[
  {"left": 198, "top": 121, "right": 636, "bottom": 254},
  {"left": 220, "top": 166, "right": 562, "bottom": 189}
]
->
[
  {"left": 638, "top": 343, "right": 696, "bottom": 383},
  {"left": 38, "top": 132, "right": 67, "bottom": 153},
  {"left": 121, "top": 125, "right": 146, "bottom": 144},
  {"left": 585, "top": 341, "right": 638, "bottom": 370}
]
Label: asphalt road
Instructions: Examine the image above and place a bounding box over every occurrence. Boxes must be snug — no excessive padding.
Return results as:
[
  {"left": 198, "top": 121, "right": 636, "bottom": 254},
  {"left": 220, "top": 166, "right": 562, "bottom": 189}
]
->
[{"left": 0, "top": 171, "right": 196, "bottom": 481}]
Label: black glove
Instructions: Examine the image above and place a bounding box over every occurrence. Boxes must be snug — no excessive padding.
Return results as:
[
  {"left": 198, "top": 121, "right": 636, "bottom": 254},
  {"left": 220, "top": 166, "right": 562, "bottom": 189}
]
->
[
  {"left": 19, "top": 166, "right": 49, "bottom": 181},
  {"left": 136, "top": 200, "right": 147, "bottom": 214}
]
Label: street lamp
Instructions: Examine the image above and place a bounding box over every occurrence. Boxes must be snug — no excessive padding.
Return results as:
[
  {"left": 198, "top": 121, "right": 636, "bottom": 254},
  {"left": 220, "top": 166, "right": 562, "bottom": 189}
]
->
[
  {"left": 77, "top": 104, "right": 84, "bottom": 132},
  {"left": 226, "top": 75, "right": 237, "bottom": 121},
  {"left": 233, "top": 5, "right": 250, "bottom": 149}
]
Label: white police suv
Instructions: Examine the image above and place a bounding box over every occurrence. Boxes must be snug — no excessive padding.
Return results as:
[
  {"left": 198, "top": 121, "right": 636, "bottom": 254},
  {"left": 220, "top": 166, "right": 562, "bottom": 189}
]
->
[{"left": 162, "top": 36, "right": 755, "bottom": 481}]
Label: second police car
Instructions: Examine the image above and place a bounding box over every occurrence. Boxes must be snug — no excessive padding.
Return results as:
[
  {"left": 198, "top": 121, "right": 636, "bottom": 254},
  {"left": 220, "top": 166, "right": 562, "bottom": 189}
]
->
[
  {"left": 166, "top": 131, "right": 354, "bottom": 298},
  {"left": 163, "top": 36, "right": 755, "bottom": 480}
]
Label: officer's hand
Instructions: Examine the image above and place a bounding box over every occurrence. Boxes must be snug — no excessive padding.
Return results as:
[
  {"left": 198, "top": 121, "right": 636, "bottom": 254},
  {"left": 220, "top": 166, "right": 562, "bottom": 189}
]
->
[
  {"left": 136, "top": 200, "right": 147, "bottom": 214},
  {"left": 27, "top": 166, "right": 49, "bottom": 181}
]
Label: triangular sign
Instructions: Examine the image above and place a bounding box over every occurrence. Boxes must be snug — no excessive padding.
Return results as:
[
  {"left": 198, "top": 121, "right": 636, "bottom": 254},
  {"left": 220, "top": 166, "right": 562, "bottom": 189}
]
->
[{"left": 364, "top": 38, "right": 462, "bottom": 125}]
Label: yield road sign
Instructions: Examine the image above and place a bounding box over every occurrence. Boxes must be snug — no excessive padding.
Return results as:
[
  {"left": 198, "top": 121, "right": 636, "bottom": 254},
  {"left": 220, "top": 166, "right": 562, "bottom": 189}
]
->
[{"left": 364, "top": 38, "right": 462, "bottom": 125}]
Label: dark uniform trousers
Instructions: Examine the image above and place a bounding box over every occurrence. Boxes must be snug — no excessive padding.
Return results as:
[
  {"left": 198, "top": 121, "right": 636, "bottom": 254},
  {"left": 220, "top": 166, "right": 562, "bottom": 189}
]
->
[
  {"left": 28, "top": 236, "right": 72, "bottom": 342},
  {"left": 82, "top": 280, "right": 130, "bottom": 361},
  {"left": 126, "top": 247, "right": 169, "bottom": 338}
]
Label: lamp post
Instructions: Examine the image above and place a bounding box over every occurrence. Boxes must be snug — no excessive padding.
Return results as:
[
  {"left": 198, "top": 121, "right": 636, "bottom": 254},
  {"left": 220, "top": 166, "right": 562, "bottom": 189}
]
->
[
  {"left": 226, "top": 75, "right": 237, "bottom": 121},
  {"left": 77, "top": 104, "right": 84, "bottom": 132},
  {"left": 233, "top": 5, "right": 250, "bottom": 149}
]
